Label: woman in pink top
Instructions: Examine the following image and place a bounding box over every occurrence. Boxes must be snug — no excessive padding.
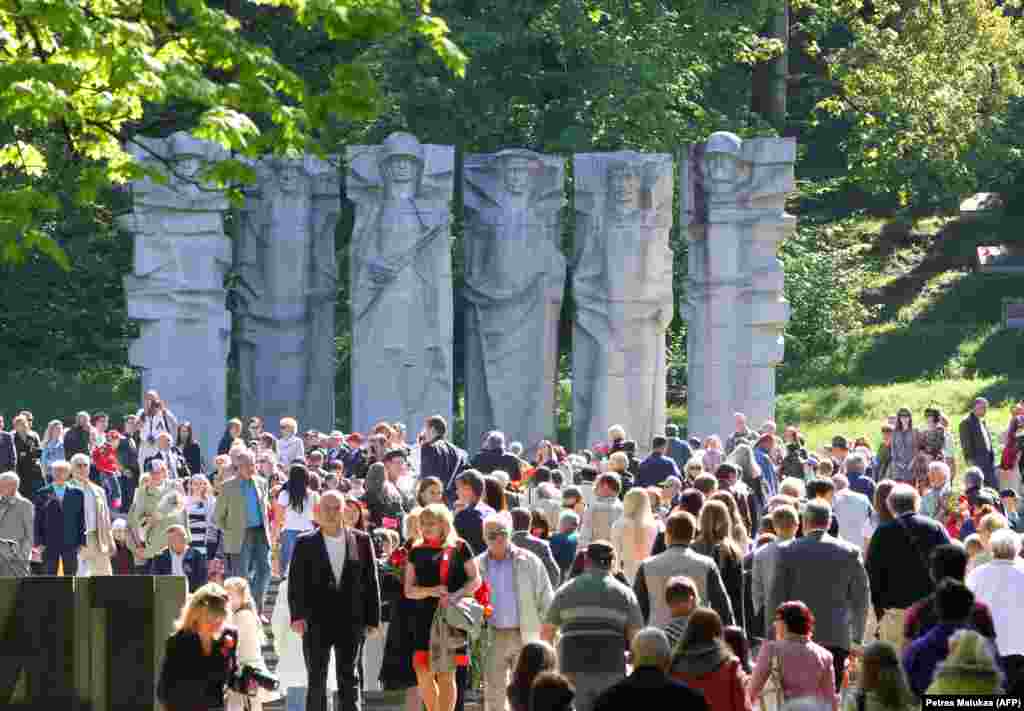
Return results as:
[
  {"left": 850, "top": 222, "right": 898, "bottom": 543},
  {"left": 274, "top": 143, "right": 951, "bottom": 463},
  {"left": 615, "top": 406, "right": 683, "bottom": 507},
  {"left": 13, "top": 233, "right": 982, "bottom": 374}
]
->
[{"left": 748, "top": 601, "right": 837, "bottom": 711}]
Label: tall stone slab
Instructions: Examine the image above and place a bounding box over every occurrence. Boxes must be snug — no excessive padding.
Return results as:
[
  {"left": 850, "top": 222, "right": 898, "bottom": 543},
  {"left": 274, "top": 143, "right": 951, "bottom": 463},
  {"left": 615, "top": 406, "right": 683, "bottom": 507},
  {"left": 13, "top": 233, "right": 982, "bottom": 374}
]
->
[
  {"left": 463, "top": 150, "right": 566, "bottom": 453},
  {"left": 120, "top": 132, "right": 230, "bottom": 463},
  {"left": 347, "top": 133, "right": 454, "bottom": 435},
  {"left": 680, "top": 132, "right": 795, "bottom": 439},
  {"left": 237, "top": 155, "right": 341, "bottom": 433},
  {"left": 573, "top": 152, "right": 674, "bottom": 453}
]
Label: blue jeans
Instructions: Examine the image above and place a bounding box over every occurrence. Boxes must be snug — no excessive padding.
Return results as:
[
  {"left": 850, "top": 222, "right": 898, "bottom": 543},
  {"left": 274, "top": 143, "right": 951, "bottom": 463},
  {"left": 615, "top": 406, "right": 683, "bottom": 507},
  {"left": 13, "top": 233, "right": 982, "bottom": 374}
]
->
[
  {"left": 280, "top": 529, "right": 302, "bottom": 577},
  {"left": 229, "top": 526, "right": 271, "bottom": 613},
  {"left": 288, "top": 687, "right": 334, "bottom": 711}
]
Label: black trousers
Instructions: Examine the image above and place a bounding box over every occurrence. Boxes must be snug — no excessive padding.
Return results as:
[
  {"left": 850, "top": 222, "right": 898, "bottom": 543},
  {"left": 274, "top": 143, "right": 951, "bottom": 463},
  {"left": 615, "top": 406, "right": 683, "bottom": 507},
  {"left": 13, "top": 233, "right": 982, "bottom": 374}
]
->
[
  {"left": 304, "top": 620, "right": 364, "bottom": 711},
  {"left": 1002, "top": 655, "right": 1024, "bottom": 694},
  {"left": 43, "top": 545, "right": 78, "bottom": 575},
  {"left": 824, "top": 646, "right": 848, "bottom": 691}
]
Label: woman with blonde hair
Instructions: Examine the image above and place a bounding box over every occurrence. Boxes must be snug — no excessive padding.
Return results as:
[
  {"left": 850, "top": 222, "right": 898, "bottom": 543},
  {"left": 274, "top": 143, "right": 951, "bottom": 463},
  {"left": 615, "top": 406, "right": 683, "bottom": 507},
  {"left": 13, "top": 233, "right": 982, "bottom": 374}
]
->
[
  {"left": 187, "top": 473, "right": 220, "bottom": 562},
  {"left": 158, "top": 583, "right": 237, "bottom": 711},
  {"left": 405, "top": 504, "right": 481, "bottom": 711},
  {"left": 694, "top": 500, "right": 745, "bottom": 627},
  {"left": 611, "top": 487, "right": 661, "bottom": 584},
  {"left": 842, "top": 641, "right": 917, "bottom": 711},
  {"left": 966, "top": 511, "right": 1009, "bottom": 574},
  {"left": 40, "top": 419, "right": 64, "bottom": 481},
  {"left": 224, "top": 576, "right": 277, "bottom": 710}
]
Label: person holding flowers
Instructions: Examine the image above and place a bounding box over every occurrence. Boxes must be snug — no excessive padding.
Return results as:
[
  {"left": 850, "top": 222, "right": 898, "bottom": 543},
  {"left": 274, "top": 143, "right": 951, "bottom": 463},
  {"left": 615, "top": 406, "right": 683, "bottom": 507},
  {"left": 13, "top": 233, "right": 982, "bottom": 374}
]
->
[{"left": 474, "top": 511, "right": 555, "bottom": 711}]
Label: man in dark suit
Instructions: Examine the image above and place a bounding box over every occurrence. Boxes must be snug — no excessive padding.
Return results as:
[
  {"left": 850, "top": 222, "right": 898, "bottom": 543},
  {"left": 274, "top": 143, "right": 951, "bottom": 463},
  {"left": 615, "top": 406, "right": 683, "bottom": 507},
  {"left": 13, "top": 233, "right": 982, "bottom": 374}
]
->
[
  {"left": 469, "top": 431, "right": 525, "bottom": 481},
  {"left": 419, "top": 415, "right": 467, "bottom": 500},
  {"left": 33, "top": 459, "right": 86, "bottom": 575},
  {"left": 150, "top": 524, "right": 208, "bottom": 592},
  {"left": 664, "top": 424, "right": 692, "bottom": 474},
  {"left": 866, "top": 482, "right": 951, "bottom": 651},
  {"left": 62, "top": 411, "right": 92, "bottom": 460},
  {"left": 289, "top": 491, "right": 381, "bottom": 711},
  {"left": 768, "top": 499, "right": 870, "bottom": 688},
  {"left": 636, "top": 436, "right": 682, "bottom": 488},
  {"left": 593, "top": 627, "right": 708, "bottom": 711},
  {"left": 959, "top": 397, "right": 998, "bottom": 489}
]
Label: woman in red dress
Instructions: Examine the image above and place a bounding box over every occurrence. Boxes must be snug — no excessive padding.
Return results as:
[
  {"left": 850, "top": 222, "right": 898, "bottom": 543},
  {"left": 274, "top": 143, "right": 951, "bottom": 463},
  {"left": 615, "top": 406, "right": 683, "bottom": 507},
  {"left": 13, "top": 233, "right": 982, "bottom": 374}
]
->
[{"left": 404, "top": 504, "right": 480, "bottom": 711}]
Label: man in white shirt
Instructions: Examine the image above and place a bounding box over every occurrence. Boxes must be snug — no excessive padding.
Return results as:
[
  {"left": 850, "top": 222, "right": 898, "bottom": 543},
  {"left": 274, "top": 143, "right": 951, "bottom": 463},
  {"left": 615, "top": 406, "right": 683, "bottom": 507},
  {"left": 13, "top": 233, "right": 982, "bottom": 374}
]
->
[
  {"left": 831, "top": 474, "right": 874, "bottom": 551},
  {"left": 70, "top": 453, "right": 115, "bottom": 576},
  {"left": 144, "top": 432, "right": 184, "bottom": 479},
  {"left": 966, "top": 529, "right": 1024, "bottom": 690}
]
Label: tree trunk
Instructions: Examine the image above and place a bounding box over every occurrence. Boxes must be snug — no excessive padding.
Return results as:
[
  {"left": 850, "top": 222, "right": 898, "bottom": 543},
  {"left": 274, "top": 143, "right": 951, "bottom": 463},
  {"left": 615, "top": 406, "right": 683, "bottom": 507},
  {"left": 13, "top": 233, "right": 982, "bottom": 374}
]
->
[{"left": 751, "top": 0, "right": 789, "bottom": 132}]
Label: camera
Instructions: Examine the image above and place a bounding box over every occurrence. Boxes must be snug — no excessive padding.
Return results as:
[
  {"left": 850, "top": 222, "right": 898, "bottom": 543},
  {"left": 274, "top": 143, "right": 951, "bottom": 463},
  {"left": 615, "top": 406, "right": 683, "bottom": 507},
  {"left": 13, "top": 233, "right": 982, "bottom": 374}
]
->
[{"left": 230, "top": 665, "right": 279, "bottom": 695}]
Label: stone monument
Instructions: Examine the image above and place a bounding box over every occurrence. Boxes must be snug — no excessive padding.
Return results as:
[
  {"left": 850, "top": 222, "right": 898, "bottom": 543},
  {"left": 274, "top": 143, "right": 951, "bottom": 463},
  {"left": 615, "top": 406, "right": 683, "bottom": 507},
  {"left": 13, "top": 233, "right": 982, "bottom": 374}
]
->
[
  {"left": 120, "top": 132, "right": 230, "bottom": 463},
  {"left": 680, "top": 131, "right": 795, "bottom": 439},
  {"left": 573, "top": 152, "right": 675, "bottom": 453},
  {"left": 463, "top": 149, "right": 566, "bottom": 453},
  {"left": 347, "top": 133, "right": 455, "bottom": 435},
  {"left": 237, "top": 155, "right": 341, "bottom": 432}
]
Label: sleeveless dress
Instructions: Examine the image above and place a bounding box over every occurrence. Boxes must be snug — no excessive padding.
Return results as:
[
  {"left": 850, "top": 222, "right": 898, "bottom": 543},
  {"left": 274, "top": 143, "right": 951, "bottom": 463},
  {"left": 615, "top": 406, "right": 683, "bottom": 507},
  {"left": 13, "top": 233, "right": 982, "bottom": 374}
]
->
[{"left": 408, "top": 538, "right": 473, "bottom": 669}]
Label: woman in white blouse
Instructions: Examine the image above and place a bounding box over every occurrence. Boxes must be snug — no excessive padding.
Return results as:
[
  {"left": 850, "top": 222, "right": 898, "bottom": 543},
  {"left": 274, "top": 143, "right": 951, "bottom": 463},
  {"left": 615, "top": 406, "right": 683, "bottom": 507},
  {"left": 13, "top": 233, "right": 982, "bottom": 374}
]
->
[
  {"left": 273, "top": 464, "right": 319, "bottom": 577},
  {"left": 225, "top": 576, "right": 279, "bottom": 710},
  {"left": 611, "top": 487, "right": 661, "bottom": 584}
]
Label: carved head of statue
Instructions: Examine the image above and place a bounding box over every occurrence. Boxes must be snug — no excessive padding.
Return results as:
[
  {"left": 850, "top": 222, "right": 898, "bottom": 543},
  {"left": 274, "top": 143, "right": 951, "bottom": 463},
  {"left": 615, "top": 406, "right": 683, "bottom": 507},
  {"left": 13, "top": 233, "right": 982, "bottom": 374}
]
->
[
  {"left": 702, "top": 131, "right": 746, "bottom": 198},
  {"left": 379, "top": 132, "right": 424, "bottom": 189},
  {"left": 167, "top": 132, "right": 211, "bottom": 195},
  {"left": 273, "top": 159, "right": 305, "bottom": 195},
  {"left": 607, "top": 160, "right": 642, "bottom": 211},
  {"left": 496, "top": 150, "right": 536, "bottom": 196}
]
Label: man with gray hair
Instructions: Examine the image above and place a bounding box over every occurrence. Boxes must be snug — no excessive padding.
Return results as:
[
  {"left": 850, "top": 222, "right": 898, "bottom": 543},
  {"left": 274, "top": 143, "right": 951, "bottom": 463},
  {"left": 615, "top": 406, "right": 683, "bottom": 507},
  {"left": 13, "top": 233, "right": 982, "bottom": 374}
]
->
[
  {"left": 592, "top": 627, "right": 709, "bottom": 710},
  {"left": 475, "top": 511, "right": 554, "bottom": 711},
  {"left": 0, "top": 471, "right": 34, "bottom": 573},
  {"left": 831, "top": 473, "right": 874, "bottom": 551},
  {"left": 967, "top": 529, "right": 1024, "bottom": 689},
  {"left": 470, "top": 430, "right": 525, "bottom": 481},
  {"left": 866, "top": 482, "right": 950, "bottom": 651},
  {"left": 921, "top": 460, "right": 952, "bottom": 521},
  {"left": 844, "top": 452, "right": 875, "bottom": 502},
  {"left": 769, "top": 499, "right": 870, "bottom": 688},
  {"left": 542, "top": 541, "right": 644, "bottom": 711}
]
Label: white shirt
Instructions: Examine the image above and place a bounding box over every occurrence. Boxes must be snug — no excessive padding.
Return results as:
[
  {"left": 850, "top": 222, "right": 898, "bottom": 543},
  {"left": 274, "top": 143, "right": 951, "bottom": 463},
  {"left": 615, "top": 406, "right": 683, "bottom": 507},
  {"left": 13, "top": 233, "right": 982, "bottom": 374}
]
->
[
  {"left": 277, "top": 490, "right": 317, "bottom": 532},
  {"left": 323, "top": 530, "right": 346, "bottom": 587},
  {"left": 278, "top": 436, "right": 306, "bottom": 467},
  {"left": 832, "top": 489, "right": 874, "bottom": 550},
  {"left": 171, "top": 549, "right": 185, "bottom": 577},
  {"left": 81, "top": 483, "right": 97, "bottom": 534},
  {"left": 966, "top": 559, "right": 1024, "bottom": 655}
]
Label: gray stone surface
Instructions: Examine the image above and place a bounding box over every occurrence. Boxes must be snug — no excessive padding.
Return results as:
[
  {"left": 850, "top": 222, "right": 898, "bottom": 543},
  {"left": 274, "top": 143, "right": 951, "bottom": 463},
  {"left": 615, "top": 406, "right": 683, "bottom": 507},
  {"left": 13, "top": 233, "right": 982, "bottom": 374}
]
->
[
  {"left": 463, "top": 149, "right": 566, "bottom": 453},
  {"left": 680, "top": 131, "right": 795, "bottom": 439},
  {"left": 347, "top": 133, "right": 455, "bottom": 435},
  {"left": 572, "top": 152, "right": 675, "bottom": 453},
  {"left": 120, "top": 132, "right": 230, "bottom": 464},
  {"left": 237, "top": 155, "right": 341, "bottom": 433}
]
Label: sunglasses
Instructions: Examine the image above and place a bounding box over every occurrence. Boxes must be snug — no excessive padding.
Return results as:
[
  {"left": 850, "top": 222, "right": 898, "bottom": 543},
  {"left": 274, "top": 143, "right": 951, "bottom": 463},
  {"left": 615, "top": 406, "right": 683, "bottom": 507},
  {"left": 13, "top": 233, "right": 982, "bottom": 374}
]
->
[{"left": 485, "top": 530, "right": 510, "bottom": 542}]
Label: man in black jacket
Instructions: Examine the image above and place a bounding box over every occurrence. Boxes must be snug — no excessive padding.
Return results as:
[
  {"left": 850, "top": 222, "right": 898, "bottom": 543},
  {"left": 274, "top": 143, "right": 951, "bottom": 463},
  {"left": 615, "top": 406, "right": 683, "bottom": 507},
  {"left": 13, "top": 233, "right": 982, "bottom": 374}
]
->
[
  {"left": 866, "top": 482, "right": 951, "bottom": 652},
  {"left": 150, "top": 524, "right": 208, "bottom": 592},
  {"left": 959, "top": 397, "right": 998, "bottom": 490},
  {"left": 62, "top": 411, "right": 92, "bottom": 460},
  {"left": 469, "top": 430, "right": 524, "bottom": 481},
  {"left": 289, "top": 491, "right": 381, "bottom": 711},
  {"left": 593, "top": 627, "right": 708, "bottom": 711},
  {"left": 419, "top": 415, "right": 467, "bottom": 500}
]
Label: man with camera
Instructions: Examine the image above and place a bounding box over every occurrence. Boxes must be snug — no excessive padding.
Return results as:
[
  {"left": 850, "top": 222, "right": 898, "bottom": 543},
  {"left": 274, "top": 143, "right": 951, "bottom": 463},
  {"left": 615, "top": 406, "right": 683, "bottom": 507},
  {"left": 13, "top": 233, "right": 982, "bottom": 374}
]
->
[{"left": 137, "top": 390, "right": 178, "bottom": 467}]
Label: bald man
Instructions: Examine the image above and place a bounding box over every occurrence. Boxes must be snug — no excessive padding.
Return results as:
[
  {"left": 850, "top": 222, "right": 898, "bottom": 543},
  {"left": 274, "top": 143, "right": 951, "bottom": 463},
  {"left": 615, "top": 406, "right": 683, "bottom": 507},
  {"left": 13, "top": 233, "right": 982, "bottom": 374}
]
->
[{"left": 593, "top": 627, "right": 709, "bottom": 711}]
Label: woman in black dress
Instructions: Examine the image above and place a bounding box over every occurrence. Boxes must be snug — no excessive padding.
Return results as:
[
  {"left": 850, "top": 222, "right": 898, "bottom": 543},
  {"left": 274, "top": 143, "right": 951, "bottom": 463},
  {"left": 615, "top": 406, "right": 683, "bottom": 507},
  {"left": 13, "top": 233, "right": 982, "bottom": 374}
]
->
[
  {"left": 157, "top": 583, "right": 238, "bottom": 711},
  {"left": 380, "top": 507, "right": 424, "bottom": 711},
  {"left": 404, "top": 504, "right": 480, "bottom": 711}
]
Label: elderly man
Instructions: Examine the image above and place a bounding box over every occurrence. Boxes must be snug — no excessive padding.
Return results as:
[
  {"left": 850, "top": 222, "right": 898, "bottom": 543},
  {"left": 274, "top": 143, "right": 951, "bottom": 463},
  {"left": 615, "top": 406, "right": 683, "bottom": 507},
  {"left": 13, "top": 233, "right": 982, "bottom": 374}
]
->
[
  {"left": 960, "top": 397, "right": 997, "bottom": 490},
  {"left": 967, "top": 529, "right": 1024, "bottom": 689},
  {"left": 593, "top": 627, "right": 708, "bottom": 711},
  {"left": 633, "top": 511, "right": 733, "bottom": 628},
  {"left": 768, "top": 500, "right": 870, "bottom": 688},
  {"left": 34, "top": 460, "right": 86, "bottom": 575},
  {"left": 921, "top": 460, "right": 952, "bottom": 522},
  {"left": 0, "top": 471, "right": 35, "bottom": 573},
  {"left": 128, "top": 458, "right": 189, "bottom": 572},
  {"left": 70, "top": 453, "right": 116, "bottom": 576},
  {"left": 278, "top": 417, "right": 305, "bottom": 466},
  {"left": 844, "top": 452, "right": 875, "bottom": 502},
  {"left": 542, "top": 541, "right": 644, "bottom": 711},
  {"left": 151, "top": 523, "right": 208, "bottom": 591},
  {"left": 751, "top": 505, "right": 799, "bottom": 636},
  {"left": 724, "top": 412, "right": 757, "bottom": 455},
  {"left": 476, "top": 512, "right": 554, "bottom": 711},
  {"left": 144, "top": 431, "right": 186, "bottom": 479},
  {"left": 865, "top": 483, "right": 951, "bottom": 651},
  {"left": 215, "top": 448, "right": 273, "bottom": 620}
]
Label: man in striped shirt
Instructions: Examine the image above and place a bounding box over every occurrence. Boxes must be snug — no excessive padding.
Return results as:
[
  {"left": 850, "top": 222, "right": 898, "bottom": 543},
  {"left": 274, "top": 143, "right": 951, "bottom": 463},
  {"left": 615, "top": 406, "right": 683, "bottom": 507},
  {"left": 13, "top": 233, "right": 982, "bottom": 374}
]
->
[{"left": 541, "top": 541, "right": 643, "bottom": 711}]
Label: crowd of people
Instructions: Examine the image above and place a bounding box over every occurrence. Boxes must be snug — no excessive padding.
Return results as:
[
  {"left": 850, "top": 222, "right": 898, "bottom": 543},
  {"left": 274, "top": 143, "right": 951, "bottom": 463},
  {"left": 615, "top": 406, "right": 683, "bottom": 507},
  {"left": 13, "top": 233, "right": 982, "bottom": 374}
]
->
[{"left": 2, "top": 393, "right": 1024, "bottom": 711}]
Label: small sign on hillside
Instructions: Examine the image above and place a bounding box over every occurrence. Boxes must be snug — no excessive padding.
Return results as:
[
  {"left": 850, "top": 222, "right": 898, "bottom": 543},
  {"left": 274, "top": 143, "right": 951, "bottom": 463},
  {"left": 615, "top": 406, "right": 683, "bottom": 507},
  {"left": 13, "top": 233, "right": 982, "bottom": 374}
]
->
[{"left": 1005, "top": 299, "right": 1024, "bottom": 330}]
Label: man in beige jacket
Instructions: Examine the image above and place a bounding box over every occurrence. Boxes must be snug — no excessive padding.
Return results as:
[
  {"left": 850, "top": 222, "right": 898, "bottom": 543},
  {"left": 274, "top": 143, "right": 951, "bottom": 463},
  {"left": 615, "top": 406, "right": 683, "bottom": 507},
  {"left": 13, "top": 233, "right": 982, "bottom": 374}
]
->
[
  {"left": 69, "top": 453, "right": 116, "bottom": 576},
  {"left": 215, "top": 449, "right": 273, "bottom": 620}
]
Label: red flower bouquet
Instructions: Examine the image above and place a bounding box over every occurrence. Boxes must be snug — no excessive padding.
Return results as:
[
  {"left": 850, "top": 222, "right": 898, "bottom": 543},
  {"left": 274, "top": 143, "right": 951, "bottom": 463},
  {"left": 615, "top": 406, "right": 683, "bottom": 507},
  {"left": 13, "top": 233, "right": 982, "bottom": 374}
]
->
[
  {"left": 475, "top": 581, "right": 493, "bottom": 619},
  {"left": 383, "top": 546, "right": 408, "bottom": 578}
]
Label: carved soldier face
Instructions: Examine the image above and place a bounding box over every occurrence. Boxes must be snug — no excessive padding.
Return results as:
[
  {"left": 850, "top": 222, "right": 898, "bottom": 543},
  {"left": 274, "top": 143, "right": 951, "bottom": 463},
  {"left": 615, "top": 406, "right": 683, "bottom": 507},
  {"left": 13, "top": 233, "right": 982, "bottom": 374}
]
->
[
  {"left": 277, "top": 163, "right": 303, "bottom": 194},
  {"left": 609, "top": 166, "right": 641, "bottom": 209},
  {"left": 704, "top": 152, "right": 741, "bottom": 193},
  {"left": 384, "top": 156, "right": 417, "bottom": 185},
  {"left": 501, "top": 157, "right": 531, "bottom": 195}
]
